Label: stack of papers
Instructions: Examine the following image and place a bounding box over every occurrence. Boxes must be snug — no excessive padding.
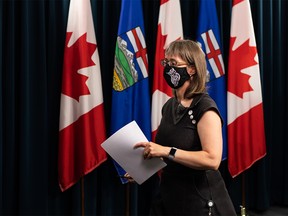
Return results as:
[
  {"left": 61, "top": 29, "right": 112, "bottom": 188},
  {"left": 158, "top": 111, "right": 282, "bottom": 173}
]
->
[{"left": 101, "top": 121, "right": 167, "bottom": 184}]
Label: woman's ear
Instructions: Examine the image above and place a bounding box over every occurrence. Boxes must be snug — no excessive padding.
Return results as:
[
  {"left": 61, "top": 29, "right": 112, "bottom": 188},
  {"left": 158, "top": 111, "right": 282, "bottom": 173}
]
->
[{"left": 188, "top": 66, "right": 196, "bottom": 76}]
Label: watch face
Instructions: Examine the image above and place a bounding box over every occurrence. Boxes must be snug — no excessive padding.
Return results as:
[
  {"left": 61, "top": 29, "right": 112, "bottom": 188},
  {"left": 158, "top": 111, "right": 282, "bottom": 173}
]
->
[{"left": 169, "top": 147, "right": 177, "bottom": 159}]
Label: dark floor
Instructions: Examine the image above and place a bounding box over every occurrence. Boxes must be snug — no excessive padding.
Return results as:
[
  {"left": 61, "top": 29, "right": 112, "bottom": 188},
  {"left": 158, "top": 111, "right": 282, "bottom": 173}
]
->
[{"left": 245, "top": 206, "right": 288, "bottom": 216}]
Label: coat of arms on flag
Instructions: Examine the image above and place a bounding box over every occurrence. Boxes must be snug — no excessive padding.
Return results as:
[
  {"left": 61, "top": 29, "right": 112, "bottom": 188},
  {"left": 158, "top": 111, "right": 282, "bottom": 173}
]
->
[{"left": 113, "top": 27, "right": 148, "bottom": 91}]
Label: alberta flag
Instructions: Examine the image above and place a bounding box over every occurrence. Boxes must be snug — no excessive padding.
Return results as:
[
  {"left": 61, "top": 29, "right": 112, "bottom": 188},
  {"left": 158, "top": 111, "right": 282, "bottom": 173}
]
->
[
  {"left": 196, "top": 0, "right": 227, "bottom": 160},
  {"left": 58, "top": 0, "right": 107, "bottom": 191},
  {"left": 111, "top": 0, "right": 151, "bottom": 183}
]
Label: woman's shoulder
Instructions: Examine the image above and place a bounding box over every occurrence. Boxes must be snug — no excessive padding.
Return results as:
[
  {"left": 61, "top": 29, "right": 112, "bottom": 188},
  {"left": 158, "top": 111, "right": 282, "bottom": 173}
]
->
[
  {"left": 161, "top": 97, "right": 176, "bottom": 113},
  {"left": 193, "top": 93, "right": 217, "bottom": 109},
  {"left": 163, "top": 97, "right": 175, "bottom": 108},
  {"left": 193, "top": 93, "right": 223, "bottom": 124}
]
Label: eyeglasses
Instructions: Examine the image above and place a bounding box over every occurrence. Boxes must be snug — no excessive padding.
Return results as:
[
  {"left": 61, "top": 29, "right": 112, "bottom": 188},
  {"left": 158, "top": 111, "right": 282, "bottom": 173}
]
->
[{"left": 160, "top": 58, "right": 189, "bottom": 67}]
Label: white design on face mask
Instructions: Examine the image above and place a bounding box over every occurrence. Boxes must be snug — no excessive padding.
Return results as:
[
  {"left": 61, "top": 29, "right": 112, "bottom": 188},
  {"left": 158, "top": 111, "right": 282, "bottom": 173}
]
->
[{"left": 167, "top": 67, "right": 181, "bottom": 87}]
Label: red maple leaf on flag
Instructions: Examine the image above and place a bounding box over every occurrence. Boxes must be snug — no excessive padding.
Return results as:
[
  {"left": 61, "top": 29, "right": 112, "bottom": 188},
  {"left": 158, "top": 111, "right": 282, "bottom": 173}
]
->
[
  {"left": 62, "top": 32, "right": 97, "bottom": 101},
  {"left": 228, "top": 38, "right": 257, "bottom": 98},
  {"left": 233, "top": 0, "right": 244, "bottom": 6},
  {"left": 153, "top": 24, "right": 168, "bottom": 93}
]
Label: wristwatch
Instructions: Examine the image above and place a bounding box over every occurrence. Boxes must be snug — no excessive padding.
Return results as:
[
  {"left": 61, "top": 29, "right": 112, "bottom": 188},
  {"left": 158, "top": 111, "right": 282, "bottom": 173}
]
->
[{"left": 168, "top": 147, "right": 177, "bottom": 160}]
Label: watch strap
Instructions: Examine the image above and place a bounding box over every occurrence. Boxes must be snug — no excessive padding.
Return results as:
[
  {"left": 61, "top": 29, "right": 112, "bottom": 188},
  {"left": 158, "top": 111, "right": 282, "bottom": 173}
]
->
[{"left": 168, "top": 147, "right": 177, "bottom": 160}]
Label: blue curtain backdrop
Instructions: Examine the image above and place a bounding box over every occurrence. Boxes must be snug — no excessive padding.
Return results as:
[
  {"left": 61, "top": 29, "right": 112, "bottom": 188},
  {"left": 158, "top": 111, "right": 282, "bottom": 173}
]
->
[{"left": 0, "top": 0, "right": 287, "bottom": 215}]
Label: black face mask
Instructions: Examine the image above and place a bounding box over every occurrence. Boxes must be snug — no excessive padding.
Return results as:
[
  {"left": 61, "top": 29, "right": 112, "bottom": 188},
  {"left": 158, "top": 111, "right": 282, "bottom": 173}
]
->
[{"left": 163, "top": 65, "right": 190, "bottom": 89}]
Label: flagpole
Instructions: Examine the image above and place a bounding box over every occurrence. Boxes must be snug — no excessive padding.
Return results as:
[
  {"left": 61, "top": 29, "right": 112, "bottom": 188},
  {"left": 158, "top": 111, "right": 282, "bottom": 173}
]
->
[
  {"left": 81, "top": 177, "right": 85, "bottom": 216},
  {"left": 240, "top": 173, "right": 247, "bottom": 216},
  {"left": 125, "top": 183, "right": 130, "bottom": 216}
]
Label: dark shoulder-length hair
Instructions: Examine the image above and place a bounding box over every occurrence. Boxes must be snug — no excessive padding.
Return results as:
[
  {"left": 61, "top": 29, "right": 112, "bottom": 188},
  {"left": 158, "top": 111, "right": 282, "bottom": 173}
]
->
[{"left": 165, "top": 39, "right": 207, "bottom": 99}]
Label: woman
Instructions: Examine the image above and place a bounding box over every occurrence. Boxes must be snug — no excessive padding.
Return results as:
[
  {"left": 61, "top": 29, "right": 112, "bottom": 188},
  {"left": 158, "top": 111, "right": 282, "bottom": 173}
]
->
[{"left": 131, "top": 40, "right": 236, "bottom": 215}]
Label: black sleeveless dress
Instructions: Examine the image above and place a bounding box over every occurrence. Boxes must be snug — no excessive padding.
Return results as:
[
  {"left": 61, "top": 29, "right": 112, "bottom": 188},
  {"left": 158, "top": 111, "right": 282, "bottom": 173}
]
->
[{"left": 150, "top": 93, "right": 236, "bottom": 216}]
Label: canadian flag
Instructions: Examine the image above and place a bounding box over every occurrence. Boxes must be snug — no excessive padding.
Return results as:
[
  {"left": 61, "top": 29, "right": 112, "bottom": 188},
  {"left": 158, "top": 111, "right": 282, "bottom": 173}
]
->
[
  {"left": 227, "top": 0, "right": 266, "bottom": 177},
  {"left": 58, "top": 0, "right": 107, "bottom": 191},
  {"left": 151, "top": 0, "right": 183, "bottom": 141}
]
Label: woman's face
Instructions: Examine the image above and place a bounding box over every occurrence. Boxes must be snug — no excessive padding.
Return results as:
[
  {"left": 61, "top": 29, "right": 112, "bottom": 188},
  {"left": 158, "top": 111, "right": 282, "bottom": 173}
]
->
[
  {"left": 162, "top": 56, "right": 188, "bottom": 67},
  {"left": 162, "top": 55, "right": 194, "bottom": 90},
  {"left": 163, "top": 55, "right": 196, "bottom": 75}
]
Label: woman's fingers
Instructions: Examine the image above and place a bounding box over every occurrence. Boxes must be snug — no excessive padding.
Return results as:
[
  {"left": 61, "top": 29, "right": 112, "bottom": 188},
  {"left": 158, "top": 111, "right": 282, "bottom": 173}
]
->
[
  {"left": 134, "top": 141, "right": 148, "bottom": 149},
  {"left": 124, "top": 173, "right": 135, "bottom": 183},
  {"left": 134, "top": 142, "right": 154, "bottom": 159}
]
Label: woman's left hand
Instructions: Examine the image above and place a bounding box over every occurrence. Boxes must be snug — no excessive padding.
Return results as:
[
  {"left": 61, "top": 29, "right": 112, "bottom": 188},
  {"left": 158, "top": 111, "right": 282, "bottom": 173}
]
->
[{"left": 123, "top": 173, "right": 135, "bottom": 183}]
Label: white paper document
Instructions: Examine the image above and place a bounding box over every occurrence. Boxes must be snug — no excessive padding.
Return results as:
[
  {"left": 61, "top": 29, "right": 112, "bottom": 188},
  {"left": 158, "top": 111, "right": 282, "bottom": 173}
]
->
[{"left": 101, "top": 121, "right": 167, "bottom": 184}]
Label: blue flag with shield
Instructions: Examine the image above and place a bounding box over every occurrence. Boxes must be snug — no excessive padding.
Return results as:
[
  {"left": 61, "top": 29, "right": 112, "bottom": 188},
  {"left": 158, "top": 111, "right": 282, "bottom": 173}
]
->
[
  {"left": 111, "top": 0, "right": 152, "bottom": 183},
  {"left": 196, "top": 0, "right": 227, "bottom": 160}
]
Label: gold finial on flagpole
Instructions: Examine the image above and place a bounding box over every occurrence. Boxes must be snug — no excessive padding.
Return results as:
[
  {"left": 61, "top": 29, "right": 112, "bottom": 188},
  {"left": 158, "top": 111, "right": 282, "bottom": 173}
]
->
[{"left": 240, "top": 205, "right": 248, "bottom": 216}]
